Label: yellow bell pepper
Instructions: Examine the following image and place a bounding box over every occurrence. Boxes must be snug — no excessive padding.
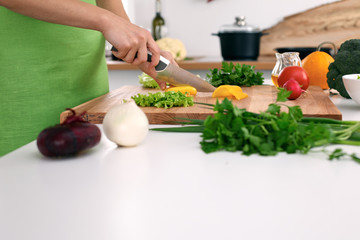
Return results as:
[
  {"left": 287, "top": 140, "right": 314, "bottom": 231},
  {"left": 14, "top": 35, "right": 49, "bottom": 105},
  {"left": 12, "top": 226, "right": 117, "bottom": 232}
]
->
[
  {"left": 165, "top": 85, "right": 197, "bottom": 96},
  {"left": 212, "top": 85, "right": 248, "bottom": 100}
]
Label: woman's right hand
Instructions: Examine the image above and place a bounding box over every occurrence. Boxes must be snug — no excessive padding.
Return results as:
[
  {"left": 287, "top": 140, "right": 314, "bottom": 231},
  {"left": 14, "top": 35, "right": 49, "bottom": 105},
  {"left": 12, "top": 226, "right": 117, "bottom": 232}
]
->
[
  {"left": 95, "top": 0, "right": 178, "bottom": 90},
  {"left": 103, "top": 15, "right": 161, "bottom": 68}
]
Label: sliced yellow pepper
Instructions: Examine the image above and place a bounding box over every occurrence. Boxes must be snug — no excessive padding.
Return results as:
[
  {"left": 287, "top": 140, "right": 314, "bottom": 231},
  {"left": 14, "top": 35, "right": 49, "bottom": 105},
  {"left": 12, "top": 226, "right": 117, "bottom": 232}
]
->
[
  {"left": 165, "top": 85, "right": 197, "bottom": 96},
  {"left": 212, "top": 85, "right": 248, "bottom": 100}
]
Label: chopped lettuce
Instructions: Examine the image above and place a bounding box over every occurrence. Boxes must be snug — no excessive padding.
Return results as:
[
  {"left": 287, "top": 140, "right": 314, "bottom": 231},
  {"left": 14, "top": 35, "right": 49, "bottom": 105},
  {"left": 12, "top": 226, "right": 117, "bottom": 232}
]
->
[
  {"left": 131, "top": 91, "right": 194, "bottom": 108},
  {"left": 138, "top": 73, "right": 160, "bottom": 89}
]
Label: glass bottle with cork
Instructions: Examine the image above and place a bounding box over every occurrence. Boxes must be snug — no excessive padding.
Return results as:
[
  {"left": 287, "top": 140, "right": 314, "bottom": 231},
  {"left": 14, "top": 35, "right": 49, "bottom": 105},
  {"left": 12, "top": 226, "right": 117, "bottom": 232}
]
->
[{"left": 152, "top": 0, "right": 166, "bottom": 41}]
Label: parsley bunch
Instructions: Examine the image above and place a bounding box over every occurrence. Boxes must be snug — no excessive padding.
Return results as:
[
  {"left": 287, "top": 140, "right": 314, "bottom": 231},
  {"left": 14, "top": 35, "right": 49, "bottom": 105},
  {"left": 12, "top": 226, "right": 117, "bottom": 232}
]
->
[
  {"left": 206, "top": 62, "right": 264, "bottom": 87},
  {"left": 131, "top": 91, "right": 193, "bottom": 108},
  {"left": 200, "top": 98, "right": 351, "bottom": 156},
  {"left": 152, "top": 89, "right": 360, "bottom": 162}
]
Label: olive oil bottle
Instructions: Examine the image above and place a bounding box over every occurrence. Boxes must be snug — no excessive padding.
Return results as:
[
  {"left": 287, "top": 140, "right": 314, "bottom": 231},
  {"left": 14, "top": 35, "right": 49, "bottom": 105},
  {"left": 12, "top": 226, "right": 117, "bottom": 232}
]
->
[{"left": 152, "top": 0, "right": 165, "bottom": 40}]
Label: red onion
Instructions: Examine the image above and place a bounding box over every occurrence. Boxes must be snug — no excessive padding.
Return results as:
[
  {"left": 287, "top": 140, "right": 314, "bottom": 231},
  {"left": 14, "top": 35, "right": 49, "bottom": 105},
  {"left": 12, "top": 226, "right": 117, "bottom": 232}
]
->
[{"left": 37, "top": 109, "right": 101, "bottom": 157}]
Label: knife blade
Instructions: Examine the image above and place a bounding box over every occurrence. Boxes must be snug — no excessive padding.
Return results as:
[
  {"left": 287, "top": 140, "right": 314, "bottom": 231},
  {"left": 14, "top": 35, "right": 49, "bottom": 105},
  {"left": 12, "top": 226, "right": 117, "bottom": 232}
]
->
[{"left": 111, "top": 47, "right": 216, "bottom": 92}]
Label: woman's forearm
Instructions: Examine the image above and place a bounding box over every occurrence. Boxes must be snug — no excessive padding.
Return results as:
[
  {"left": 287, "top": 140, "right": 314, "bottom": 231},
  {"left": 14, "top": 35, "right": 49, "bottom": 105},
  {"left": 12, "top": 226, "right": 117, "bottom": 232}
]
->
[
  {"left": 0, "top": 0, "right": 115, "bottom": 33},
  {"left": 0, "top": 0, "right": 161, "bottom": 71}
]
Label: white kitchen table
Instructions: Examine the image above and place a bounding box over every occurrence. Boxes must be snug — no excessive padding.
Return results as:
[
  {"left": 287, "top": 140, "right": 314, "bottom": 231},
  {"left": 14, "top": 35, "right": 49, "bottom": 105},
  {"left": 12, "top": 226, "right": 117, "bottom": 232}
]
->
[{"left": 1, "top": 92, "right": 360, "bottom": 240}]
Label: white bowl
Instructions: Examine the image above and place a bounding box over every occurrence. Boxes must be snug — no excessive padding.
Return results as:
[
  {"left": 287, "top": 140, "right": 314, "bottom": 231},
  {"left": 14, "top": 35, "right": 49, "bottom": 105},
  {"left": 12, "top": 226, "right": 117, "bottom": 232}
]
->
[{"left": 342, "top": 74, "right": 360, "bottom": 105}]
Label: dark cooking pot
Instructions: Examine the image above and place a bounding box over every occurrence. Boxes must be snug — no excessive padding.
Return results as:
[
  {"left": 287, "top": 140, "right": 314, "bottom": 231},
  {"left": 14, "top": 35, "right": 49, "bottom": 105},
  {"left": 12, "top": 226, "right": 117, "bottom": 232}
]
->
[
  {"left": 275, "top": 41, "right": 338, "bottom": 59},
  {"left": 275, "top": 47, "right": 332, "bottom": 59},
  {"left": 213, "top": 16, "right": 268, "bottom": 61}
]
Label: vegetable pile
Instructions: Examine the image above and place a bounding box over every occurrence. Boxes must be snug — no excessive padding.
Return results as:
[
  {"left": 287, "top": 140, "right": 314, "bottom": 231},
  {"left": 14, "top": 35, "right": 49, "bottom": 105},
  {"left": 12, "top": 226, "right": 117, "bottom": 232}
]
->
[
  {"left": 131, "top": 91, "right": 194, "bottom": 108},
  {"left": 37, "top": 109, "right": 101, "bottom": 157},
  {"left": 327, "top": 39, "right": 360, "bottom": 98},
  {"left": 206, "top": 62, "right": 264, "bottom": 87},
  {"left": 152, "top": 89, "right": 360, "bottom": 162}
]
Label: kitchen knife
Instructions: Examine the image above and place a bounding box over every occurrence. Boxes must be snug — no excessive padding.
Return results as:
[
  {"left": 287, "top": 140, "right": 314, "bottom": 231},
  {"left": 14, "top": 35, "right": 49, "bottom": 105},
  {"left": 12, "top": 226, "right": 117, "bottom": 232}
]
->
[{"left": 111, "top": 47, "right": 216, "bottom": 92}]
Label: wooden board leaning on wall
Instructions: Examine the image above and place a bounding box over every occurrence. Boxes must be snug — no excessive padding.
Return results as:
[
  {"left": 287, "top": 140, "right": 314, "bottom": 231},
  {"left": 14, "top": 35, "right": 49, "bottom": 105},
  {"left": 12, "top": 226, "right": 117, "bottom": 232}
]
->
[{"left": 260, "top": 0, "right": 360, "bottom": 56}]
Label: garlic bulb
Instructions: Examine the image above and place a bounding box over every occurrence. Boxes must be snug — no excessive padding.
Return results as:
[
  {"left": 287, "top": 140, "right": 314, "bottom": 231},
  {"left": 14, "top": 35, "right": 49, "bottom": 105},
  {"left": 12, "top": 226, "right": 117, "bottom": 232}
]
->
[{"left": 103, "top": 101, "right": 149, "bottom": 147}]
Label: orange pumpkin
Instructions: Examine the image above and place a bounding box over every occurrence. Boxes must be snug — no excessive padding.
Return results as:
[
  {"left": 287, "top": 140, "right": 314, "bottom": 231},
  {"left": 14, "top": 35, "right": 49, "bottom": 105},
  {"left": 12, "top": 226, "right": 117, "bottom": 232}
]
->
[{"left": 301, "top": 51, "right": 334, "bottom": 89}]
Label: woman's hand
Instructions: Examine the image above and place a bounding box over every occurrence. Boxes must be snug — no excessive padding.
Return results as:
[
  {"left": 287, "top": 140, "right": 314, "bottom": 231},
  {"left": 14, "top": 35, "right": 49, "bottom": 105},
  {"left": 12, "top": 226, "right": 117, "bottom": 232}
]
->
[
  {"left": 95, "top": 0, "right": 177, "bottom": 89},
  {"left": 104, "top": 17, "right": 161, "bottom": 68}
]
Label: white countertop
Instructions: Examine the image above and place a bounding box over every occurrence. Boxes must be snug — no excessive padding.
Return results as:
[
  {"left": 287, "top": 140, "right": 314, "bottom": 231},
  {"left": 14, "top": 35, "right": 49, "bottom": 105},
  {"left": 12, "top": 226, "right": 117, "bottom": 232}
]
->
[{"left": 1, "top": 87, "right": 360, "bottom": 240}]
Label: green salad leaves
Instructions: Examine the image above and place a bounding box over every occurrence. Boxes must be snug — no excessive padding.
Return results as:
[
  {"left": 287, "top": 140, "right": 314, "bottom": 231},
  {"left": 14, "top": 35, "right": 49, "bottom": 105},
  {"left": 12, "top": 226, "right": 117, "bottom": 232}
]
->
[
  {"left": 131, "top": 91, "right": 194, "bottom": 108},
  {"left": 206, "top": 62, "right": 264, "bottom": 87},
  {"left": 138, "top": 73, "right": 160, "bottom": 89}
]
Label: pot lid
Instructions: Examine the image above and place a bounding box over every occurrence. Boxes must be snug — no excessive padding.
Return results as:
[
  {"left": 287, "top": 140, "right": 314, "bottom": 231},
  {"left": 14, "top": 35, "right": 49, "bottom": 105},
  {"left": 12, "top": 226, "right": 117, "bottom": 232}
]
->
[{"left": 219, "top": 16, "right": 260, "bottom": 33}]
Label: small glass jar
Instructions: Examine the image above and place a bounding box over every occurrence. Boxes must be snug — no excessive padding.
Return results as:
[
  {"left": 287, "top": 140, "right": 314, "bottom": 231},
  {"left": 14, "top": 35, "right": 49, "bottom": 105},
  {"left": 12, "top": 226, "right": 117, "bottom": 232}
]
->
[{"left": 271, "top": 52, "right": 302, "bottom": 87}]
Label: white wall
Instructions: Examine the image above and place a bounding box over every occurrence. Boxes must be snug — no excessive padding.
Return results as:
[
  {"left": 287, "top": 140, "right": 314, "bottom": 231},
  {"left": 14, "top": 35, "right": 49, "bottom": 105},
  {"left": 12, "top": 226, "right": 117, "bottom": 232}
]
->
[
  {"left": 127, "top": 0, "right": 339, "bottom": 57},
  {"left": 121, "top": 0, "right": 135, "bottom": 22}
]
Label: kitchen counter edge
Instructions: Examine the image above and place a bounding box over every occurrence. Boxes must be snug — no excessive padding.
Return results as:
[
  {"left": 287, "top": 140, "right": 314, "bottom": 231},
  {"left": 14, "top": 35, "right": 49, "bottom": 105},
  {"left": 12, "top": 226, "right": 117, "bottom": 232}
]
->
[{"left": 107, "top": 56, "right": 276, "bottom": 70}]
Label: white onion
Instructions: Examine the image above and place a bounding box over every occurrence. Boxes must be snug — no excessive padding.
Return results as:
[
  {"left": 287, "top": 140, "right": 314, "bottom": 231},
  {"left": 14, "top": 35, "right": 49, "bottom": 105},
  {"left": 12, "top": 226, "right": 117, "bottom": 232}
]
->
[{"left": 102, "top": 101, "right": 149, "bottom": 147}]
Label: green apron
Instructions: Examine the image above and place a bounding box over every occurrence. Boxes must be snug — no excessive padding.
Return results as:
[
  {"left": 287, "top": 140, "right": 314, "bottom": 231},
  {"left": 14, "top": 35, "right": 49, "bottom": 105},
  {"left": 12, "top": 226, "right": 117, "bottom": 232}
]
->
[{"left": 0, "top": 1, "right": 109, "bottom": 156}]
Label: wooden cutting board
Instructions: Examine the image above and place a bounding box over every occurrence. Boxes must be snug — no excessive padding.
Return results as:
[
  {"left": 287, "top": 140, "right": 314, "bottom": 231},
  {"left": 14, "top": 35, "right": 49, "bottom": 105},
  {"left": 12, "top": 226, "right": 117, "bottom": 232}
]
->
[{"left": 60, "top": 85, "right": 342, "bottom": 124}]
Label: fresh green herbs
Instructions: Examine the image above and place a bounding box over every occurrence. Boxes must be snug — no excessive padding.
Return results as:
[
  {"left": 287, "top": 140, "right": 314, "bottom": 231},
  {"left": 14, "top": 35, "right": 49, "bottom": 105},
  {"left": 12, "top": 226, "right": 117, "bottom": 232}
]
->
[
  {"left": 138, "top": 73, "right": 160, "bottom": 89},
  {"left": 206, "top": 62, "right": 264, "bottom": 87},
  {"left": 131, "top": 91, "right": 194, "bottom": 108},
  {"left": 327, "top": 148, "right": 360, "bottom": 163},
  {"left": 198, "top": 96, "right": 359, "bottom": 156},
  {"left": 152, "top": 88, "right": 360, "bottom": 162}
]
